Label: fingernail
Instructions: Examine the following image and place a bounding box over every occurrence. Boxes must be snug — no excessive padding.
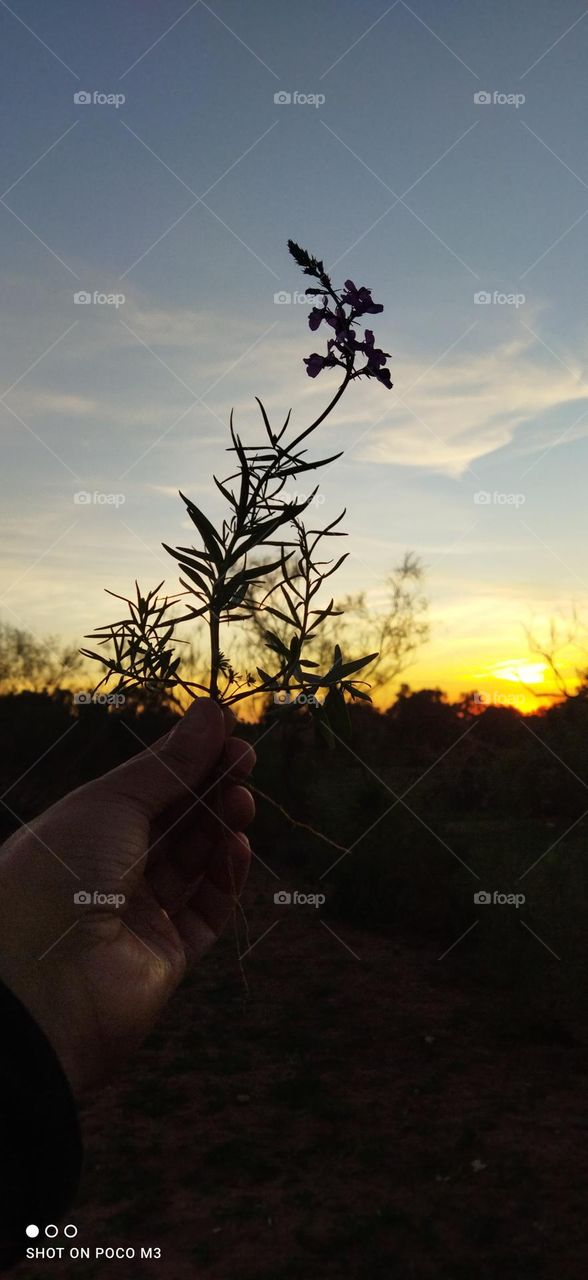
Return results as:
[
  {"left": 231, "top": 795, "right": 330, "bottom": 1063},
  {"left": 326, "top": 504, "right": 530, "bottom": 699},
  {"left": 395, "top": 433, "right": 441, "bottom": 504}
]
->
[{"left": 182, "top": 699, "right": 222, "bottom": 733}]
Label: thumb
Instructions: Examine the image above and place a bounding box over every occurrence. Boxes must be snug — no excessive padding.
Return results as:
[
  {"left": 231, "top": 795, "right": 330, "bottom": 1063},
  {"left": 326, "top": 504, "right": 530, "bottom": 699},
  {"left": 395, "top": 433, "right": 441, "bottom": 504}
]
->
[{"left": 96, "top": 699, "right": 227, "bottom": 818}]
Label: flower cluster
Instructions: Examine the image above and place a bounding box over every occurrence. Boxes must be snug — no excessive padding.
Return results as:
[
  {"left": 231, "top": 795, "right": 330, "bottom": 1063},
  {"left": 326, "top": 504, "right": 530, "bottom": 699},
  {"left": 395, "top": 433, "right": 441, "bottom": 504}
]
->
[
  {"left": 302, "top": 275, "right": 392, "bottom": 389},
  {"left": 85, "top": 243, "right": 391, "bottom": 733}
]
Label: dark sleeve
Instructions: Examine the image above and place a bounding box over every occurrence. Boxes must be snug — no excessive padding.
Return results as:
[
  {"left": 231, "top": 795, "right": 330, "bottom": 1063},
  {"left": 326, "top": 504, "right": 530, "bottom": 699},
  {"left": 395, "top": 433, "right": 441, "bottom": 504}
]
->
[{"left": 0, "top": 979, "right": 83, "bottom": 1270}]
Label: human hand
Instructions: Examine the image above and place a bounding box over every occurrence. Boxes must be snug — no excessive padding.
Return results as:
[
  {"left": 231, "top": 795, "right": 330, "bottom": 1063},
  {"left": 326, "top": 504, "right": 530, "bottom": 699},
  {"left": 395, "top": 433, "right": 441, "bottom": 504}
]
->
[{"left": 0, "top": 699, "right": 254, "bottom": 1097}]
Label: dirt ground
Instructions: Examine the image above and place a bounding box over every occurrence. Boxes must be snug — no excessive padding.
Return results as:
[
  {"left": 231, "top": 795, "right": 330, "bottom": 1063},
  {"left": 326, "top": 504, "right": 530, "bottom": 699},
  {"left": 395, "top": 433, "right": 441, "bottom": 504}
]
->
[{"left": 14, "top": 866, "right": 588, "bottom": 1280}]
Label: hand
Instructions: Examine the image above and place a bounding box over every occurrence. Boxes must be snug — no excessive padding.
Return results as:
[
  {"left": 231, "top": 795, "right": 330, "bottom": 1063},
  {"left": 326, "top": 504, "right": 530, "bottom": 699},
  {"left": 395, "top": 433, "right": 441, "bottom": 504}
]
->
[{"left": 0, "top": 699, "right": 254, "bottom": 1096}]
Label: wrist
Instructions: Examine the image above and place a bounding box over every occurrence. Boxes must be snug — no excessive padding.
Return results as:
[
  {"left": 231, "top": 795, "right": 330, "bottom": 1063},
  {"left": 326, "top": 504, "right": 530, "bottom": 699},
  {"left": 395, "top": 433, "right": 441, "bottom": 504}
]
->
[{"left": 0, "top": 958, "right": 86, "bottom": 1098}]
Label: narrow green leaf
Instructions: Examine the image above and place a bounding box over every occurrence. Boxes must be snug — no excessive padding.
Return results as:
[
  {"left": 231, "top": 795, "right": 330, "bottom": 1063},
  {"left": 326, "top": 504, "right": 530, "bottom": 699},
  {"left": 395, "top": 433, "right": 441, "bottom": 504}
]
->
[
  {"left": 214, "top": 475, "right": 237, "bottom": 508},
  {"left": 324, "top": 686, "right": 352, "bottom": 741},
  {"left": 179, "top": 492, "right": 224, "bottom": 568},
  {"left": 336, "top": 652, "right": 379, "bottom": 679}
]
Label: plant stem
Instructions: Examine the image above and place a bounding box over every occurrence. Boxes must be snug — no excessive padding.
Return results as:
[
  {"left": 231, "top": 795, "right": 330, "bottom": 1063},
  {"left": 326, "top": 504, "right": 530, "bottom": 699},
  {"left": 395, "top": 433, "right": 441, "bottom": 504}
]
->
[
  {"left": 288, "top": 370, "right": 352, "bottom": 450},
  {"left": 250, "top": 783, "right": 349, "bottom": 857},
  {"left": 209, "top": 609, "right": 220, "bottom": 701}
]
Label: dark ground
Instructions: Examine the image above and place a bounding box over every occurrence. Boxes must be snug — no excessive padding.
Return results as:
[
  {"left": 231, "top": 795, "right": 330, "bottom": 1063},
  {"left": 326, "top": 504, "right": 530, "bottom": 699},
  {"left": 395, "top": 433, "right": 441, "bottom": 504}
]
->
[
  {"left": 14, "top": 858, "right": 588, "bottom": 1280},
  {"left": 4, "top": 693, "right": 588, "bottom": 1276}
]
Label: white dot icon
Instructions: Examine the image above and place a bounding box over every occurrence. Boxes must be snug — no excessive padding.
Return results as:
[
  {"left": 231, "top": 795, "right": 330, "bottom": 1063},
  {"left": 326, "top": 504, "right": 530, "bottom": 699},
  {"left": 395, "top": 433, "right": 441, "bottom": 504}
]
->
[{"left": 25, "top": 1225, "right": 39, "bottom": 1238}]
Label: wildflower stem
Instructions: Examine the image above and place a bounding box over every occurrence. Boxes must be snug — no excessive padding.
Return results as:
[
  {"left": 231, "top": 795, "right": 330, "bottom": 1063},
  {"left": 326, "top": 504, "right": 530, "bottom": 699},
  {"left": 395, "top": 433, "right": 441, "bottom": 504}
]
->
[
  {"left": 289, "top": 369, "right": 353, "bottom": 451},
  {"left": 250, "top": 783, "right": 349, "bottom": 857}
]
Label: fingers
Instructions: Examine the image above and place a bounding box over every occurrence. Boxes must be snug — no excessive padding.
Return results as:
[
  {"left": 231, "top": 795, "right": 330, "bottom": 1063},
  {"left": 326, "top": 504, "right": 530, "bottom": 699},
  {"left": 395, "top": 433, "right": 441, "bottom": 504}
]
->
[
  {"left": 172, "top": 832, "right": 251, "bottom": 959},
  {"left": 223, "top": 736, "right": 256, "bottom": 780},
  {"left": 146, "top": 737, "right": 255, "bottom": 866},
  {"left": 147, "top": 783, "right": 254, "bottom": 911},
  {"left": 93, "top": 700, "right": 227, "bottom": 818},
  {"left": 185, "top": 783, "right": 255, "bottom": 848}
]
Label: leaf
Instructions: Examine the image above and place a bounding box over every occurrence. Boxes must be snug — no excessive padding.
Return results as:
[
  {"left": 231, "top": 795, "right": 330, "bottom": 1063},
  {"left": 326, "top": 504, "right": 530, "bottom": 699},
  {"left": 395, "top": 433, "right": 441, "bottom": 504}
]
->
[
  {"left": 233, "top": 512, "right": 297, "bottom": 561},
  {"left": 176, "top": 562, "right": 210, "bottom": 594},
  {"left": 287, "top": 450, "right": 344, "bottom": 473},
  {"left": 263, "top": 630, "right": 290, "bottom": 658},
  {"left": 322, "top": 553, "right": 349, "bottom": 580},
  {"left": 336, "top": 652, "right": 379, "bottom": 679},
  {"left": 265, "top": 605, "right": 297, "bottom": 628},
  {"left": 324, "top": 686, "right": 352, "bottom": 742},
  {"left": 163, "top": 543, "right": 216, "bottom": 580},
  {"left": 174, "top": 545, "right": 215, "bottom": 564},
  {"left": 237, "top": 450, "right": 250, "bottom": 518},
  {"left": 256, "top": 666, "right": 279, "bottom": 689},
  {"left": 179, "top": 492, "right": 224, "bottom": 568},
  {"left": 227, "top": 580, "right": 250, "bottom": 608},
  {"left": 214, "top": 475, "right": 237, "bottom": 508},
  {"left": 280, "top": 581, "right": 301, "bottom": 616},
  {"left": 299, "top": 670, "right": 333, "bottom": 689},
  {"left": 176, "top": 591, "right": 209, "bottom": 619},
  {"left": 307, "top": 599, "right": 343, "bottom": 631},
  {"left": 276, "top": 406, "right": 292, "bottom": 443},
  {"left": 314, "top": 706, "right": 336, "bottom": 751},
  {"left": 342, "top": 682, "right": 372, "bottom": 703},
  {"left": 255, "top": 396, "right": 275, "bottom": 445},
  {"left": 221, "top": 558, "right": 286, "bottom": 604}
]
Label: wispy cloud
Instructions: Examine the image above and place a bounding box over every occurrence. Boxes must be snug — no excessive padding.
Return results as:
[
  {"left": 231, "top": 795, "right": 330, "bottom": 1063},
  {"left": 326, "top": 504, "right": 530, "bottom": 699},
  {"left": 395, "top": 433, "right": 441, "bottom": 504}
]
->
[{"left": 361, "top": 332, "right": 588, "bottom": 476}]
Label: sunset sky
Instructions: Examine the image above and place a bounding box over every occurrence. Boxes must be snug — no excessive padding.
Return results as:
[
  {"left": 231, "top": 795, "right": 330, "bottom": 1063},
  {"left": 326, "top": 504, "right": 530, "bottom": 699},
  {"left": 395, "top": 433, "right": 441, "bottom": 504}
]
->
[{"left": 1, "top": 0, "right": 588, "bottom": 709}]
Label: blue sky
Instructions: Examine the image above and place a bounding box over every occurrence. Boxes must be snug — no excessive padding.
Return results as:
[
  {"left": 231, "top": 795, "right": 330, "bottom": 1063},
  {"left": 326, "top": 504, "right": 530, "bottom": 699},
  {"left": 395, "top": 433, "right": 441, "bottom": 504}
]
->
[{"left": 1, "top": 0, "right": 588, "bottom": 702}]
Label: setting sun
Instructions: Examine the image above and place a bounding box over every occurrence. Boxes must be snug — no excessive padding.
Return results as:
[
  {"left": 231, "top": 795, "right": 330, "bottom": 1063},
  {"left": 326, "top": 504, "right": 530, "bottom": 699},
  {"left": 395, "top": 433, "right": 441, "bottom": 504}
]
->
[{"left": 488, "top": 661, "right": 547, "bottom": 685}]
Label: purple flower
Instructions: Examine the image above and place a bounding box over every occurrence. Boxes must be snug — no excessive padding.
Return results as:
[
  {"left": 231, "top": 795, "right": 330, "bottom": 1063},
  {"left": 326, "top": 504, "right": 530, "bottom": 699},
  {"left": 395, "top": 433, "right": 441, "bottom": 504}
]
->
[
  {"left": 358, "top": 328, "right": 393, "bottom": 387},
  {"left": 308, "top": 305, "right": 330, "bottom": 331},
  {"left": 304, "top": 352, "right": 331, "bottom": 378},
  {"left": 340, "top": 279, "right": 384, "bottom": 316},
  {"left": 373, "top": 364, "right": 393, "bottom": 388},
  {"left": 301, "top": 271, "right": 391, "bottom": 387}
]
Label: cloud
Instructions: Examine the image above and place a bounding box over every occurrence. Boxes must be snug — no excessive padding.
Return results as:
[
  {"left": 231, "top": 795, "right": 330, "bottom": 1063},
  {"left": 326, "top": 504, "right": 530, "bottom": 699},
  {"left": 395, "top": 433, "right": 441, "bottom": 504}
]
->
[{"left": 357, "top": 331, "right": 588, "bottom": 477}]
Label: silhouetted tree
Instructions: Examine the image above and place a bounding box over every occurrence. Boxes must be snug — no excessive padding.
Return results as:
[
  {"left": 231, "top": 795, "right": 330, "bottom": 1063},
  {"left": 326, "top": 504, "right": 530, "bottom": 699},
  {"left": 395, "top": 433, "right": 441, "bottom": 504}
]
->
[{"left": 0, "top": 621, "right": 81, "bottom": 695}]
